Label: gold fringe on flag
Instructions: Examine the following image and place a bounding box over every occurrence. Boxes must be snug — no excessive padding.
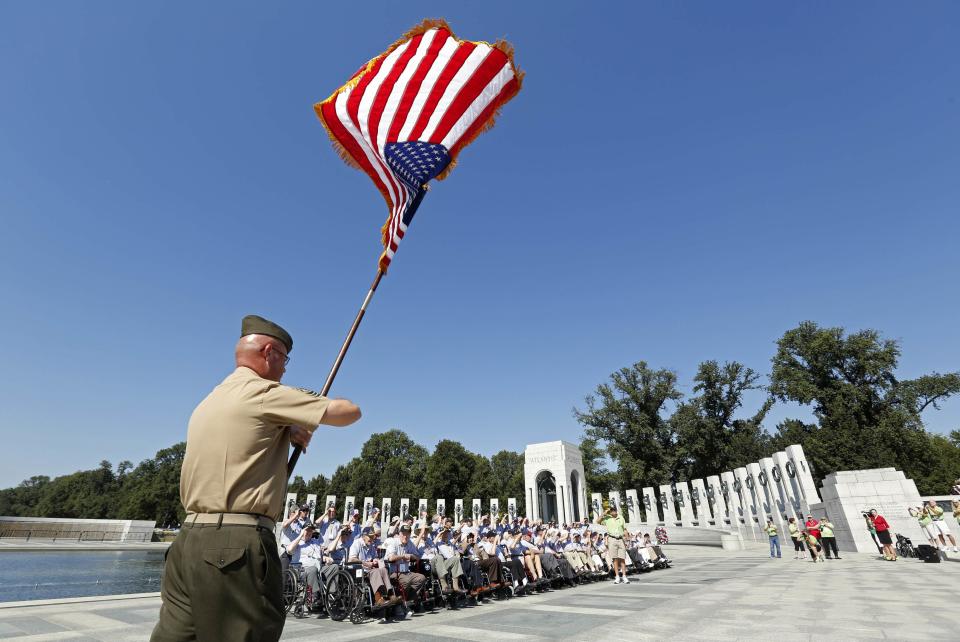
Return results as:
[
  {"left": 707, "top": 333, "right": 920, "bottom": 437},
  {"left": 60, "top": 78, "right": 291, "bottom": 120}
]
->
[{"left": 313, "top": 18, "right": 523, "bottom": 258}]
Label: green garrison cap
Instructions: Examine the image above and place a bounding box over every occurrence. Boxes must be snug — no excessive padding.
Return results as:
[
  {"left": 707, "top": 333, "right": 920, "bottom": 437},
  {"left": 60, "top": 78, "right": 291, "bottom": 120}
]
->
[{"left": 241, "top": 315, "right": 293, "bottom": 352}]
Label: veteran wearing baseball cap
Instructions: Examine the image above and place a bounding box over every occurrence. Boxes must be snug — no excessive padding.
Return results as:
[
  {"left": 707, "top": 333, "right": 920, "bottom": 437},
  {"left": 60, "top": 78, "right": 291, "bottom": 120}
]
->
[{"left": 152, "top": 315, "right": 362, "bottom": 642}]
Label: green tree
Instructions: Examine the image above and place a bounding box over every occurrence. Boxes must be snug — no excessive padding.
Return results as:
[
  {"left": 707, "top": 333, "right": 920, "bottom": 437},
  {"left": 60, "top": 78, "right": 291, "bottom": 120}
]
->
[
  {"left": 116, "top": 443, "right": 186, "bottom": 527},
  {"left": 325, "top": 430, "right": 430, "bottom": 512},
  {"left": 0, "top": 476, "right": 50, "bottom": 516},
  {"left": 488, "top": 450, "right": 525, "bottom": 515},
  {"left": 425, "top": 440, "right": 477, "bottom": 512},
  {"left": 574, "top": 361, "right": 682, "bottom": 489},
  {"left": 289, "top": 476, "right": 307, "bottom": 500},
  {"left": 578, "top": 436, "right": 618, "bottom": 495},
  {"left": 35, "top": 460, "right": 119, "bottom": 519},
  {"left": 770, "top": 321, "right": 960, "bottom": 492},
  {"left": 304, "top": 474, "right": 329, "bottom": 500},
  {"left": 673, "top": 361, "right": 772, "bottom": 480}
]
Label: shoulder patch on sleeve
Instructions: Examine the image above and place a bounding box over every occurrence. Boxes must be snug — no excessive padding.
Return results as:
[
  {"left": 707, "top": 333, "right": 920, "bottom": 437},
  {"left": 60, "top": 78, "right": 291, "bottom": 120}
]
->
[{"left": 294, "top": 386, "right": 324, "bottom": 398}]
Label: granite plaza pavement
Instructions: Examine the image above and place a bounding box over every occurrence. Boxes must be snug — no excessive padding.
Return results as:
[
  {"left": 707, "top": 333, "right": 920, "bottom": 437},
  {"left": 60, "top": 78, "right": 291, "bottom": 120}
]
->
[{"left": 1, "top": 543, "right": 959, "bottom": 641}]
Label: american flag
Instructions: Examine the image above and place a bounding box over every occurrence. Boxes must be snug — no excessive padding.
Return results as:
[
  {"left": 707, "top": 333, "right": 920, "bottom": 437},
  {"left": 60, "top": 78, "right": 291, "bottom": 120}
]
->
[{"left": 315, "top": 19, "right": 522, "bottom": 272}]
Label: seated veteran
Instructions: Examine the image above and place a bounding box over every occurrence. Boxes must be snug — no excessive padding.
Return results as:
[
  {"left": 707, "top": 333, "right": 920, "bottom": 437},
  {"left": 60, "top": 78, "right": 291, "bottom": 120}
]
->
[
  {"left": 476, "top": 530, "right": 504, "bottom": 588},
  {"left": 348, "top": 527, "right": 400, "bottom": 608},
  {"left": 385, "top": 524, "right": 426, "bottom": 611},
  {"left": 432, "top": 528, "right": 466, "bottom": 594},
  {"left": 286, "top": 523, "right": 327, "bottom": 604}
]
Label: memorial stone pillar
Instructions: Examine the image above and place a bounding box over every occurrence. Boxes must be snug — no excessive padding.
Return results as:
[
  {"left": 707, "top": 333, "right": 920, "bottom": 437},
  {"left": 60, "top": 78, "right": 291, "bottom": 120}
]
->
[
  {"left": 285, "top": 492, "right": 299, "bottom": 519},
  {"left": 608, "top": 490, "right": 623, "bottom": 517},
  {"left": 507, "top": 498, "right": 517, "bottom": 522},
  {"left": 760, "top": 458, "right": 787, "bottom": 533},
  {"left": 658, "top": 484, "right": 676, "bottom": 526},
  {"left": 625, "top": 489, "right": 641, "bottom": 525},
  {"left": 343, "top": 496, "right": 356, "bottom": 524},
  {"left": 706, "top": 475, "right": 727, "bottom": 528},
  {"left": 381, "top": 497, "right": 392, "bottom": 526},
  {"left": 325, "top": 495, "right": 337, "bottom": 514},
  {"left": 786, "top": 444, "right": 821, "bottom": 503},
  {"left": 690, "top": 479, "right": 709, "bottom": 526},
  {"left": 472, "top": 499, "right": 482, "bottom": 522},
  {"left": 747, "top": 463, "right": 769, "bottom": 523},
  {"left": 437, "top": 499, "right": 446, "bottom": 518},
  {"left": 490, "top": 498, "right": 500, "bottom": 520},
  {"left": 642, "top": 487, "right": 658, "bottom": 525},
  {"left": 454, "top": 499, "right": 464, "bottom": 524},
  {"left": 720, "top": 472, "right": 742, "bottom": 535},
  {"left": 773, "top": 451, "right": 803, "bottom": 520},
  {"left": 305, "top": 494, "right": 318, "bottom": 522},
  {"left": 399, "top": 498, "right": 410, "bottom": 520},
  {"left": 418, "top": 499, "right": 428, "bottom": 523},
  {"left": 363, "top": 496, "right": 375, "bottom": 524},
  {"left": 675, "top": 481, "right": 696, "bottom": 526},
  {"left": 590, "top": 493, "right": 604, "bottom": 521},
  {"left": 733, "top": 468, "right": 758, "bottom": 540}
]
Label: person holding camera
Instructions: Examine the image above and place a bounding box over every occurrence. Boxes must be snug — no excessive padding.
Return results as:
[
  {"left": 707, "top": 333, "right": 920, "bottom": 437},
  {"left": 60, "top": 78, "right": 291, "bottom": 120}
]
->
[
  {"left": 925, "top": 500, "right": 959, "bottom": 552},
  {"left": 862, "top": 512, "right": 883, "bottom": 553},
  {"left": 867, "top": 509, "right": 897, "bottom": 561},
  {"left": 819, "top": 517, "right": 840, "bottom": 559},
  {"left": 765, "top": 518, "right": 781, "bottom": 559},
  {"left": 788, "top": 517, "right": 805, "bottom": 560}
]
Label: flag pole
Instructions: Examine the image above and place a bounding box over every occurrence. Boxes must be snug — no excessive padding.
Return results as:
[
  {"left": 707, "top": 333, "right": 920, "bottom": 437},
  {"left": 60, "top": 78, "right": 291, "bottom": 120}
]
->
[{"left": 287, "top": 268, "right": 384, "bottom": 480}]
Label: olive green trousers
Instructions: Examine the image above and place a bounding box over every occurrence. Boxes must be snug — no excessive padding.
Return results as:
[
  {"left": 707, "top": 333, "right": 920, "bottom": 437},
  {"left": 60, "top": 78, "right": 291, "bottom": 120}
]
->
[{"left": 151, "top": 522, "right": 285, "bottom": 641}]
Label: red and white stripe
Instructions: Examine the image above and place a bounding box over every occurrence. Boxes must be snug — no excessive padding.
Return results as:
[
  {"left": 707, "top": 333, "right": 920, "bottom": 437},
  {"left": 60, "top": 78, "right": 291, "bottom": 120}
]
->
[{"left": 317, "top": 25, "right": 521, "bottom": 270}]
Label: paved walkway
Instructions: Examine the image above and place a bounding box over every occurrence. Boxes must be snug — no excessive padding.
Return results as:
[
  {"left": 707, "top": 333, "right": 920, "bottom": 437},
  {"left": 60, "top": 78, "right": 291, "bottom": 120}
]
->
[{"left": 1, "top": 545, "right": 959, "bottom": 640}]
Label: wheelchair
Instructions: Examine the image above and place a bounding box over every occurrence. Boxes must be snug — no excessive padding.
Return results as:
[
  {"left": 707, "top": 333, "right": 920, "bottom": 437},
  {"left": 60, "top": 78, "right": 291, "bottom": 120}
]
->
[
  {"left": 342, "top": 561, "right": 410, "bottom": 624},
  {"left": 895, "top": 534, "right": 917, "bottom": 559},
  {"left": 282, "top": 562, "right": 361, "bottom": 621},
  {"left": 540, "top": 556, "right": 572, "bottom": 589},
  {"left": 430, "top": 555, "right": 499, "bottom": 608}
]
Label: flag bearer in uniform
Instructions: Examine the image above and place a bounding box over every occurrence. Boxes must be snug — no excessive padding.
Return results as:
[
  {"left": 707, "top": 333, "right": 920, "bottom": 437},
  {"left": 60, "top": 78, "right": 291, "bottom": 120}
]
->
[{"left": 151, "top": 315, "right": 362, "bottom": 642}]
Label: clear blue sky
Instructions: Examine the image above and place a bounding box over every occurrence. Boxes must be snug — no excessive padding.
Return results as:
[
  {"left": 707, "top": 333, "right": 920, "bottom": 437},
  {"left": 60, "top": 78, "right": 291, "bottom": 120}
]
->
[{"left": 1, "top": 2, "right": 958, "bottom": 489}]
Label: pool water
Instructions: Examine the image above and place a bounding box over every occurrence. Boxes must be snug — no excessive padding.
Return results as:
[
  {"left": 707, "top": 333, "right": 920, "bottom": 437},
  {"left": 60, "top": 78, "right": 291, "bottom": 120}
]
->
[{"left": 0, "top": 551, "right": 165, "bottom": 602}]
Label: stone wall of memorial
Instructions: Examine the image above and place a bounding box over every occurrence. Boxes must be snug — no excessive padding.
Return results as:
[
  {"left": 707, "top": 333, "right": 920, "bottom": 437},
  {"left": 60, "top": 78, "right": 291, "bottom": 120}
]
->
[
  {"left": 0, "top": 516, "right": 156, "bottom": 542},
  {"left": 816, "top": 468, "right": 926, "bottom": 553}
]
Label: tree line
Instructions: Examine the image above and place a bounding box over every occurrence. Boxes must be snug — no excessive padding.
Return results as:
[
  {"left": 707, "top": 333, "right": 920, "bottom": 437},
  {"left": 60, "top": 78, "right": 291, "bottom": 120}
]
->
[
  {"left": 577, "top": 321, "right": 960, "bottom": 497},
  {"left": 0, "top": 433, "right": 526, "bottom": 528},
  {"left": 1, "top": 321, "right": 957, "bottom": 526}
]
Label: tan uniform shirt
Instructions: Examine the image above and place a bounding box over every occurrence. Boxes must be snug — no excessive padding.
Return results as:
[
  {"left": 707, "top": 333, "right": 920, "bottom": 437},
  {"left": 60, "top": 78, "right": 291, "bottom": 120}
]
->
[{"left": 180, "top": 366, "right": 329, "bottom": 520}]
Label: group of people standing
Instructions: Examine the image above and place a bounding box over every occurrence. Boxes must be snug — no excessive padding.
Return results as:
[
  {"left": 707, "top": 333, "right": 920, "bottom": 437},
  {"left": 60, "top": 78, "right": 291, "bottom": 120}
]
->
[
  {"left": 765, "top": 515, "right": 840, "bottom": 561},
  {"left": 765, "top": 501, "right": 960, "bottom": 564},
  {"left": 909, "top": 499, "right": 960, "bottom": 554}
]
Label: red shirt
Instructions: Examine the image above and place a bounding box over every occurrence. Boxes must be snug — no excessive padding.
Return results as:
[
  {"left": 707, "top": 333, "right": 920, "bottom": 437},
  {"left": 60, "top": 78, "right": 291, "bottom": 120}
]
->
[
  {"left": 805, "top": 519, "right": 821, "bottom": 538},
  {"left": 872, "top": 515, "right": 889, "bottom": 532}
]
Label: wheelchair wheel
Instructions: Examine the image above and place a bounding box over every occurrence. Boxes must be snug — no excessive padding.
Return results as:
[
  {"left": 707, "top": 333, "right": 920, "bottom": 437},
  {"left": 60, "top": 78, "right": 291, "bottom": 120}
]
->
[
  {"left": 348, "top": 582, "right": 372, "bottom": 625},
  {"left": 282, "top": 568, "right": 299, "bottom": 614},
  {"left": 325, "top": 568, "right": 356, "bottom": 622}
]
